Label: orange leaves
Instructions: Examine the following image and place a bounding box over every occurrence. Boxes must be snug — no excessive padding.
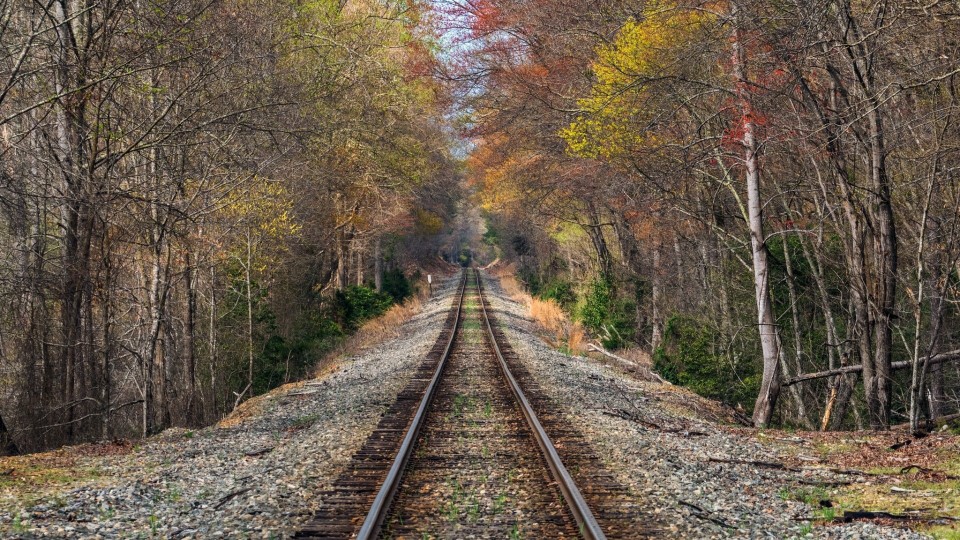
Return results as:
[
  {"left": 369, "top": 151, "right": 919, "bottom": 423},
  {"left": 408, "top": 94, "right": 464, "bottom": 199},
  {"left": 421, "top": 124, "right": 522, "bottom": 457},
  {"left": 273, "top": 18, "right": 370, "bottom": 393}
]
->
[
  {"left": 470, "top": 0, "right": 502, "bottom": 37},
  {"left": 513, "top": 63, "right": 549, "bottom": 83}
]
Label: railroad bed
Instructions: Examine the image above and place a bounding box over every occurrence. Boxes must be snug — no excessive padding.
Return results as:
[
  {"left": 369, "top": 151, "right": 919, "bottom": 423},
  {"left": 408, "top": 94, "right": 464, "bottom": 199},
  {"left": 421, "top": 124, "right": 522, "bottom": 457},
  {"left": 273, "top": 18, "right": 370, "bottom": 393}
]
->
[{"left": 295, "top": 270, "right": 654, "bottom": 539}]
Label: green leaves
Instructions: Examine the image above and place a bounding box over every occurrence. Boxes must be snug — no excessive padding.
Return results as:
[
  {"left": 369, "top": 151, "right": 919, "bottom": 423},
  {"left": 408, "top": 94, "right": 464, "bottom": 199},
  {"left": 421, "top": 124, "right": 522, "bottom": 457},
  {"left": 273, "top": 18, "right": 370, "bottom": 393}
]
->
[{"left": 579, "top": 278, "right": 635, "bottom": 349}]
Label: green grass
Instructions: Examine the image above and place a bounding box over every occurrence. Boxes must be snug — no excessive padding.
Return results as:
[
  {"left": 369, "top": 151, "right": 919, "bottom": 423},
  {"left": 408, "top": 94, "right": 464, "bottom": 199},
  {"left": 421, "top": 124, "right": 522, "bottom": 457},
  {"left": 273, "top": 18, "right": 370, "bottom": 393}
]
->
[
  {"left": 493, "top": 493, "right": 508, "bottom": 514},
  {"left": 778, "top": 485, "right": 829, "bottom": 506},
  {"left": 11, "top": 514, "right": 28, "bottom": 533},
  {"left": 0, "top": 464, "right": 102, "bottom": 490},
  {"left": 926, "top": 525, "right": 960, "bottom": 539}
]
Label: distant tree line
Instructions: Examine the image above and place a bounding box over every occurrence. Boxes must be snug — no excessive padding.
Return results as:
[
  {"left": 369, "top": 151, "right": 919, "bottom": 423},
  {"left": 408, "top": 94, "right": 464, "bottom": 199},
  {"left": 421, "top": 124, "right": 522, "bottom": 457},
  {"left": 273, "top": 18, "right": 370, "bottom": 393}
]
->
[
  {"left": 0, "top": 0, "right": 458, "bottom": 453},
  {"left": 448, "top": 0, "right": 960, "bottom": 431}
]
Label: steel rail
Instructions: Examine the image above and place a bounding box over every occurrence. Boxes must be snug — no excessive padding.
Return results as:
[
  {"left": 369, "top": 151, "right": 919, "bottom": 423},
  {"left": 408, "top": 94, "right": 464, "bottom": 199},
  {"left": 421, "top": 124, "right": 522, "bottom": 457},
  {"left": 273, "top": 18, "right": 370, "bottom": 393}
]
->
[
  {"left": 355, "top": 270, "right": 468, "bottom": 540},
  {"left": 474, "top": 268, "right": 608, "bottom": 540}
]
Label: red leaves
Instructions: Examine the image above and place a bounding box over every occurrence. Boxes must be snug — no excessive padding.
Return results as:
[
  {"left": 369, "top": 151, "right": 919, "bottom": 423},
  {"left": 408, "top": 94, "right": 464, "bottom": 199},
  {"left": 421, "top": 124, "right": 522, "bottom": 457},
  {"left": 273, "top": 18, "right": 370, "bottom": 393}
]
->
[
  {"left": 470, "top": 0, "right": 502, "bottom": 37},
  {"left": 403, "top": 41, "right": 435, "bottom": 80}
]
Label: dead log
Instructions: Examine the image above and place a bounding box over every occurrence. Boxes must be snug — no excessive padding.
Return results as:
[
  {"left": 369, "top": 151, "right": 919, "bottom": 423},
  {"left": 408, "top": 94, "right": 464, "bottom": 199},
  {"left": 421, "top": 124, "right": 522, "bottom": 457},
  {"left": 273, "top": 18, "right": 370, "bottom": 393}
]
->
[
  {"left": 892, "top": 411, "right": 960, "bottom": 430},
  {"left": 215, "top": 487, "right": 253, "bottom": 509},
  {"left": 782, "top": 349, "right": 960, "bottom": 387},
  {"left": 833, "top": 510, "right": 957, "bottom": 523},
  {"left": 587, "top": 343, "right": 671, "bottom": 384},
  {"left": 707, "top": 457, "right": 798, "bottom": 471}
]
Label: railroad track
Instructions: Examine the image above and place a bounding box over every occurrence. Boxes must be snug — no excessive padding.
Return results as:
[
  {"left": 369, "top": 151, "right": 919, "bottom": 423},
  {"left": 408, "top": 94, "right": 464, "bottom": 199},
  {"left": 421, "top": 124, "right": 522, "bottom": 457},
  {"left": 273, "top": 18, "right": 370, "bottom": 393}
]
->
[{"left": 295, "top": 269, "right": 654, "bottom": 539}]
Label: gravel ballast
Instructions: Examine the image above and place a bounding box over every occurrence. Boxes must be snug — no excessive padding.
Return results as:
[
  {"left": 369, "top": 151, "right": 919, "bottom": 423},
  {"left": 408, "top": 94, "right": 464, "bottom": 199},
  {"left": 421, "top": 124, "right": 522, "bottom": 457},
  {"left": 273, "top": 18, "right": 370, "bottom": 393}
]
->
[
  {"left": 0, "top": 276, "right": 460, "bottom": 539},
  {"left": 478, "top": 271, "right": 930, "bottom": 540},
  {"left": 0, "top": 270, "right": 932, "bottom": 538}
]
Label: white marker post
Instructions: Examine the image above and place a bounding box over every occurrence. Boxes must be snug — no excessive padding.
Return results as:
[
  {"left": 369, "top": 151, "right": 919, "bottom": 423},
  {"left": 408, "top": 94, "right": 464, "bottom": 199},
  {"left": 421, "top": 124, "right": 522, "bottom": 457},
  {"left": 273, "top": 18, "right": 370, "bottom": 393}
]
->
[{"left": 427, "top": 274, "right": 432, "bottom": 296}]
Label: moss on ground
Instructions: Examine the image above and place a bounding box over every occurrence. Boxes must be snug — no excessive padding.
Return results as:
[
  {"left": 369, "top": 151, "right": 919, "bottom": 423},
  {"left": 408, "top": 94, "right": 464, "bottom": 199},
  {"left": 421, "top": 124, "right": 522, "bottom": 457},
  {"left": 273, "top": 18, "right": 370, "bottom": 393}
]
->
[
  {"left": 758, "top": 428, "right": 960, "bottom": 538},
  {"left": 0, "top": 449, "right": 108, "bottom": 511}
]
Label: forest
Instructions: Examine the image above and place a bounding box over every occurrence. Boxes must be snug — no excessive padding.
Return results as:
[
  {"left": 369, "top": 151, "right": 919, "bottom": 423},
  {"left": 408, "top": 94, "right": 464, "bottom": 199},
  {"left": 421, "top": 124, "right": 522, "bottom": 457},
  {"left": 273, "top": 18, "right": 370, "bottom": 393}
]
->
[
  {"left": 451, "top": 0, "right": 960, "bottom": 433},
  {"left": 2, "top": 0, "right": 960, "bottom": 455},
  {"left": 0, "top": 0, "right": 459, "bottom": 453}
]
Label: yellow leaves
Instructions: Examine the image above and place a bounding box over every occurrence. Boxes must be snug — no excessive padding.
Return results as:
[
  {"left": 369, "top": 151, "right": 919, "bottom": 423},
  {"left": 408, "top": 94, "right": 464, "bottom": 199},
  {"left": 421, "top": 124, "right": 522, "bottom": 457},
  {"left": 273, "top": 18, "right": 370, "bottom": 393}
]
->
[
  {"left": 414, "top": 209, "right": 443, "bottom": 235},
  {"left": 593, "top": 2, "right": 714, "bottom": 86},
  {"left": 549, "top": 221, "right": 589, "bottom": 245},
  {"left": 223, "top": 178, "right": 301, "bottom": 241},
  {"left": 562, "top": 116, "right": 639, "bottom": 160},
  {"left": 561, "top": 1, "right": 717, "bottom": 160},
  {"left": 474, "top": 154, "right": 527, "bottom": 213}
]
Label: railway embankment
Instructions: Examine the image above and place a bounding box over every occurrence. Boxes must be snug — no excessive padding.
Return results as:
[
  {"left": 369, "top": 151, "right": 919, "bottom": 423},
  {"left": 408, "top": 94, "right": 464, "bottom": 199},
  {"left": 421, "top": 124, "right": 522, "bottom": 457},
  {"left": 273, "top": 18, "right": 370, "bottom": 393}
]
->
[{"left": 0, "top": 271, "right": 934, "bottom": 539}]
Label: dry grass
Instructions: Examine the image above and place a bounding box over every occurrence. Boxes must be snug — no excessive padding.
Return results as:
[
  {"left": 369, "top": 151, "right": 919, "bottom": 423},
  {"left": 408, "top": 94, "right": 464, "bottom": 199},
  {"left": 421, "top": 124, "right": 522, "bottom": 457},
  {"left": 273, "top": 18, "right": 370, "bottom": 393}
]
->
[
  {"left": 530, "top": 297, "right": 588, "bottom": 355},
  {"left": 313, "top": 295, "right": 424, "bottom": 377},
  {"left": 529, "top": 297, "right": 564, "bottom": 333},
  {"left": 493, "top": 265, "right": 529, "bottom": 303},
  {"left": 488, "top": 264, "right": 586, "bottom": 355}
]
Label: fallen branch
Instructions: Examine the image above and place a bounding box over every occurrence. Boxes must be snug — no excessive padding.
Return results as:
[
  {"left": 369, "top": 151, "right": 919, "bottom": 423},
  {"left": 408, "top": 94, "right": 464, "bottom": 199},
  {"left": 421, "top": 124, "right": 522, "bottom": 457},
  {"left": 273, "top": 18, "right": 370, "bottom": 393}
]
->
[
  {"left": 783, "top": 349, "right": 960, "bottom": 386},
  {"left": 889, "top": 439, "right": 912, "bottom": 450},
  {"left": 678, "top": 500, "right": 735, "bottom": 529},
  {"left": 899, "top": 464, "right": 960, "bottom": 480},
  {"left": 215, "top": 487, "right": 253, "bottom": 509},
  {"left": 244, "top": 446, "right": 275, "bottom": 457},
  {"left": 707, "top": 457, "right": 798, "bottom": 471},
  {"left": 587, "top": 343, "right": 670, "bottom": 384},
  {"left": 797, "top": 479, "right": 853, "bottom": 487},
  {"left": 601, "top": 407, "right": 664, "bottom": 430},
  {"left": 799, "top": 465, "right": 869, "bottom": 476},
  {"left": 602, "top": 406, "right": 707, "bottom": 435},
  {"left": 832, "top": 510, "right": 957, "bottom": 524}
]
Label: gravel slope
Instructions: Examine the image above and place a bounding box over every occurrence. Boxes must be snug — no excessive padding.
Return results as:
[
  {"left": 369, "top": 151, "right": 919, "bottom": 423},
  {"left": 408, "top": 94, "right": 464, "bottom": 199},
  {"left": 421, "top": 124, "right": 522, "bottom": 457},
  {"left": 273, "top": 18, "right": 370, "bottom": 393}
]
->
[
  {"left": 0, "top": 275, "right": 460, "bottom": 539},
  {"left": 478, "top": 271, "right": 929, "bottom": 540}
]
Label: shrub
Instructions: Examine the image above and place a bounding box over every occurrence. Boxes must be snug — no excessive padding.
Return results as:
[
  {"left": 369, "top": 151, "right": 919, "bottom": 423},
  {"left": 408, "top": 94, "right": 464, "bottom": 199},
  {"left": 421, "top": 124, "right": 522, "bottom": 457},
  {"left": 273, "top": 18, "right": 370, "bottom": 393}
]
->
[
  {"left": 539, "top": 280, "right": 577, "bottom": 312},
  {"left": 654, "top": 315, "right": 760, "bottom": 409},
  {"left": 381, "top": 268, "right": 412, "bottom": 303},
  {"left": 336, "top": 285, "right": 394, "bottom": 331},
  {"left": 579, "top": 278, "right": 635, "bottom": 349},
  {"left": 517, "top": 267, "right": 542, "bottom": 295}
]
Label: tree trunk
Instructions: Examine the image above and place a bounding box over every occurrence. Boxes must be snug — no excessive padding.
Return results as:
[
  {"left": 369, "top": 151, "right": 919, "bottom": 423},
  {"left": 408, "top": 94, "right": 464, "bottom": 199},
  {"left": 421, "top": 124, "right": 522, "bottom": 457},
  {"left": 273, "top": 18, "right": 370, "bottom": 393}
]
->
[
  {"left": 100, "top": 240, "right": 112, "bottom": 441},
  {"left": 731, "top": 10, "right": 782, "bottom": 427},
  {"left": 185, "top": 251, "right": 198, "bottom": 424},
  {"left": 781, "top": 239, "right": 813, "bottom": 429},
  {"left": 374, "top": 235, "right": 383, "bottom": 292},
  {"left": 208, "top": 265, "right": 218, "bottom": 420},
  {"left": 356, "top": 243, "right": 363, "bottom": 286},
  {"left": 866, "top": 102, "right": 895, "bottom": 429},
  {"left": 244, "top": 228, "right": 255, "bottom": 405},
  {"left": 651, "top": 241, "right": 663, "bottom": 350},
  {"left": 585, "top": 201, "right": 613, "bottom": 279}
]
